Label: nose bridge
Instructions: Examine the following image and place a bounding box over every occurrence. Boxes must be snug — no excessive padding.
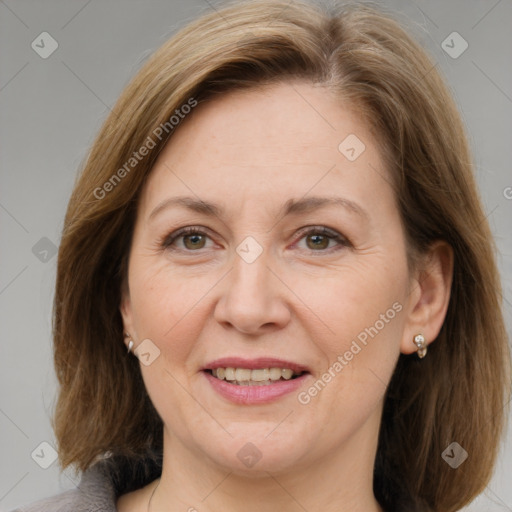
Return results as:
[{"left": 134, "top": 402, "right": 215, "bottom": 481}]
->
[
  {"left": 231, "top": 246, "right": 269, "bottom": 298},
  {"left": 214, "top": 239, "right": 290, "bottom": 334},
  {"left": 229, "top": 228, "right": 273, "bottom": 295}
]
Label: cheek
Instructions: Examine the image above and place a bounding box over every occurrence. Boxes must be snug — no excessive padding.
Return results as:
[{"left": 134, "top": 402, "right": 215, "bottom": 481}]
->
[
  {"left": 295, "top": 266, "right": 406, "bottom": 444},
  {"left": 128, "top": 263, "right": 211, "bottom": 426},
  {"left": 297, "top": 255, "right": 408, "bottom": 356},
  {"left": 290, "top": 257, "right": 408, "bottom": 431},
  {"left": 128, "top": 259, "right": 210, "bottom": 368}
]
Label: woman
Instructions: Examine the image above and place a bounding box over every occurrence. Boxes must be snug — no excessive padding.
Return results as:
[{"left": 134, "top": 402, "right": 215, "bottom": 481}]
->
[{"left": 11, "top": 1, "right": 510, "bottom": 511}]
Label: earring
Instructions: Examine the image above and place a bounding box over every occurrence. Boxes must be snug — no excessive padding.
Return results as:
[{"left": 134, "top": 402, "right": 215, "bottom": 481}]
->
[
  {"left": 413, "top": 334, "right": 427, "bottom": 358},
  {"left": 124, "top": 332, "right": 134, "bottom": 353}
]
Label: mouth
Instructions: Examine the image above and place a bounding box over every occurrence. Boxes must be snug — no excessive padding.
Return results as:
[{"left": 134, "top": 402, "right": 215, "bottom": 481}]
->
[{"left": 201, "top": 357, "right": 311, "bottom": 404}]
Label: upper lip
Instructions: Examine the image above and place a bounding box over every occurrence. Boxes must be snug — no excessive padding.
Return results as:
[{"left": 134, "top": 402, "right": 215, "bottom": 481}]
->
[{"left": 202, "top": 357, "right": 310, "bottom": 374}]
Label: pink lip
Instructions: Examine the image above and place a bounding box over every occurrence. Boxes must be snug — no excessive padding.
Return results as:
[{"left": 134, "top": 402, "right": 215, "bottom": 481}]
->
[
  {"left": 203, "top": 371, "right": 309, "bottom": 405},
  {"left": 201, "top": 357, "right": 311, "bottom": 405}
]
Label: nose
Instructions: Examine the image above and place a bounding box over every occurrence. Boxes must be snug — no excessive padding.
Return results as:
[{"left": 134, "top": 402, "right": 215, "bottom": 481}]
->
[{"left": 213, "top": 250, "right": 291, "bottom": 335}]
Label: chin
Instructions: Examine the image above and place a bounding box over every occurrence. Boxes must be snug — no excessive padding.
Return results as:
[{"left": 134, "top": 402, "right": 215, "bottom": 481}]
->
[{"left": 195, "top": 429, "right": 312, "bottom": 476}]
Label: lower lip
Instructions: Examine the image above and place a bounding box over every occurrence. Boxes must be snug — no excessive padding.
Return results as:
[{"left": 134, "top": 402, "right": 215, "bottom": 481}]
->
[{"left": 203, "top": 371, "right": 309, "bottom": 404}]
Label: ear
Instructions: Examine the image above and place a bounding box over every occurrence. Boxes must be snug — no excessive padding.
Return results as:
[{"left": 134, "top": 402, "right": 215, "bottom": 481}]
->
[
  {"left": 400, "top": 241, "right": 454, "bottom": 355},
  {"left": 120, "top": 281, "right": 136, "bottom": 349}
]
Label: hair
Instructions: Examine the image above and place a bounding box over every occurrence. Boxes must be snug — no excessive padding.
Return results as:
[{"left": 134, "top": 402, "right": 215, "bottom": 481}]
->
[{"left": 52, "top": 1, "right": 511, "bottom": 511}]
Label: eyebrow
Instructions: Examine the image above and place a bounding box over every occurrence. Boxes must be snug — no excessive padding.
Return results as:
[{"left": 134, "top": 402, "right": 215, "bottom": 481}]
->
[{"left": 148, "top": 195, "right": 369, "bottom": 222}]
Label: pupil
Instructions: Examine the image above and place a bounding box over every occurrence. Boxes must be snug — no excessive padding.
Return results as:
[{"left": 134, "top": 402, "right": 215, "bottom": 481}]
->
[
  {"left": 308, "top": 234, "right": 328, "bottom": 250},
  {"left": 185, "top": 234, "right": 204, "bottom": 249}
]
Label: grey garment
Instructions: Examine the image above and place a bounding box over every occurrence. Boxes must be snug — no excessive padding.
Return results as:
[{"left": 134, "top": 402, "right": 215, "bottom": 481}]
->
[{"left": 9, "top": 452, "right": 163, "bottom": 512}]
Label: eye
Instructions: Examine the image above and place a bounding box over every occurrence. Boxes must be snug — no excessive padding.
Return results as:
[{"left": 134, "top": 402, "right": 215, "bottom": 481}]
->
[
  {"left": 161, "top": 225, "right": 350, "bottom": 254},
  {"left": 293, "top": 226, "right": 350, "bottom": 253},
  {"left": 161, "top": 226, "right": 215, "bottom": 252}
]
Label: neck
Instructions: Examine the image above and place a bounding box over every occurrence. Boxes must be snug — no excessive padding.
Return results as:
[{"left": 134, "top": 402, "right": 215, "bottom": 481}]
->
[{"left": 150, "top": 417, "right": 383, "bottom": 512}]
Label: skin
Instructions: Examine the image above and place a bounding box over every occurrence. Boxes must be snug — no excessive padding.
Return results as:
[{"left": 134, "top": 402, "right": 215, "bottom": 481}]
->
[{"left": 118, "top": 81, "right": 453, "bottom": 512}]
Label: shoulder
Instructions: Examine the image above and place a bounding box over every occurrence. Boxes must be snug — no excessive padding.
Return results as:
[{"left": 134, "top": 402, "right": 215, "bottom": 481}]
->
[
  {"left": 9, "top": 451, "right": 162, "bottom": 512},
  {"left": 8, "top": 487, "right": 110, "bottom": 512},
  {"left": 8, "top": 458, "right": 114, "bottom": 512}
]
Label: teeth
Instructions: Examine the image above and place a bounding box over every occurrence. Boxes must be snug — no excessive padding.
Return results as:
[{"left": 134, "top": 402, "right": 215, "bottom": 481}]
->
[
  {"left": 251, "top": 369, "right": 270, "bottom": 381},
  {"left": 281, "top": 369, "right": 293, "bottom": 379},
  {"left": 235, "top": 368, "right": 251, "bottom": 381},
  {"left": 269, "top": 368, "right": 282, "bottom": 380},
  {"left": 210, "top": 367, "right": 301, "bottom": 385}
]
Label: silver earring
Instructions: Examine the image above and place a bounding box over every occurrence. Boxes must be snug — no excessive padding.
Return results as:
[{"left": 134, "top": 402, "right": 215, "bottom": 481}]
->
[
  {"left": 124, "top": 332, "right": 134, "bottom": 353},
  {"left": 413, "top": 334, "right": 427, "bottom": 358}
]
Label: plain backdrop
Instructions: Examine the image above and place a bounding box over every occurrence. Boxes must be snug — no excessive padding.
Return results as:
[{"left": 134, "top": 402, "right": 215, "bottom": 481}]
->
[{"left": 1, "top": 0, "right": 511, "bottom": 510}]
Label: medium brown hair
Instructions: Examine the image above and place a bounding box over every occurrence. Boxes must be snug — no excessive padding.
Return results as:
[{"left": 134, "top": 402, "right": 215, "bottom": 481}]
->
[{"left": 52, "top": 1, "right": 511, "bottom": 510}]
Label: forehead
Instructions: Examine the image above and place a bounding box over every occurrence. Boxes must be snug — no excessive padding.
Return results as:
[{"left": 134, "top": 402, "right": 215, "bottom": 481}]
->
[{"left": 138, "top": 81, "right": 394, "bottom": 221}]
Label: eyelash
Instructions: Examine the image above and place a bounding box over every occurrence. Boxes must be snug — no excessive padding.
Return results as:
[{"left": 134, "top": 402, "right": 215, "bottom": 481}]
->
[{"left": 160, "top": 225, "right": 351, "bottom": 254}]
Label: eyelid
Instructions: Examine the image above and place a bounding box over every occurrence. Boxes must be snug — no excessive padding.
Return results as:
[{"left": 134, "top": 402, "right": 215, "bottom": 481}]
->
[{"left": 294, "top": 225, "right": 344, "bottom": 239}]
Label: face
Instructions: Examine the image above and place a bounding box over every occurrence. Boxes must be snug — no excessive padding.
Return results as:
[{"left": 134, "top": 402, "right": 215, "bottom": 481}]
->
[{"left": 121, "top": 81, "right": 419, "bottom": 476}]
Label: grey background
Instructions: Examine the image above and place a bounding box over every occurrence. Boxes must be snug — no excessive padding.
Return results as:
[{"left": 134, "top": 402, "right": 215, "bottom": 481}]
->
[{"left": 1, "top": 0, "right": 511, "bottom": 510}]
